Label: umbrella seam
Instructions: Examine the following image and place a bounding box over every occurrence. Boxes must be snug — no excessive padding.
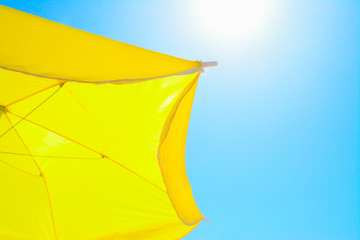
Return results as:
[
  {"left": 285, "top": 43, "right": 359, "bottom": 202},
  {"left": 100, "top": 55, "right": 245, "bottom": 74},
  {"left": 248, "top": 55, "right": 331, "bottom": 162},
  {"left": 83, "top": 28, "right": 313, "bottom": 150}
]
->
[
  {"left": 0, "top": 65, "right": 205, "bottom": 84},
  {"left": 0, "top": 151, "right": 103, "bottom": 160},
  {"left": 157, "top": 74, "right": 205, "bottom": 226}
]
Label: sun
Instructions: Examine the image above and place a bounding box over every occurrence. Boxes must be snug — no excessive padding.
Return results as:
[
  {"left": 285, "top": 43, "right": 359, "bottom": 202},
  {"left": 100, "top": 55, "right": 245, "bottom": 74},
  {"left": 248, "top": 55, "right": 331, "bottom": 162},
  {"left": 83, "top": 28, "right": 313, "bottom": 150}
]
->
[{"left": 196, "top": 0, "right": 271, "bottom": 39}]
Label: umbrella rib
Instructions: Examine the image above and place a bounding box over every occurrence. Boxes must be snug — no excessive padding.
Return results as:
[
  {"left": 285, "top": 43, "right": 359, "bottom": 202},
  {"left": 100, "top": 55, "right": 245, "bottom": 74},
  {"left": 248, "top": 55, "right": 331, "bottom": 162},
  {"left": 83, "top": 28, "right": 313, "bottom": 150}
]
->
[
  {"left": 49, "top": 88, "right": 168, "bottom": 192},
  {"left": 0, "top": 151, "right": 103, "bottom": 160},
  {"left": 0, "top": 83, "right": 63, "bottom": 139},
  {"left": 5, "top": 82, "right": 62, "bottom": 107},
  {"left": 66, "top": 88, "right": 167, "bottom": 193},
  {"left": 7, "top": 111, "right": 167, "bottom": 194},
  {"left": 64, "top": 86, "right": 107, "bottom": 149},
  {"left": 1, "top": 114, "right": 41, "bottom": 177},
  {"left": 4, "top": 113, "right": 59, "bottom": 240},
  {"left": 0, "top": 159, "right": 39, "bottom": 177}
]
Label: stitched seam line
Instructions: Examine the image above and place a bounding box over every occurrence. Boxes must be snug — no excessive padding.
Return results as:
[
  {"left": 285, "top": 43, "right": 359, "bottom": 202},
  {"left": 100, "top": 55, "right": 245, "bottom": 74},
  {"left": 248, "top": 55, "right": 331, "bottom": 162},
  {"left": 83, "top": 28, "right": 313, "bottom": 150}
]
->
[
  {"left": 157, "top": 73, "right": 205, "bottom": 226},
  {"left": 0, "top": 65, "right": 204, "bottom": 84}
]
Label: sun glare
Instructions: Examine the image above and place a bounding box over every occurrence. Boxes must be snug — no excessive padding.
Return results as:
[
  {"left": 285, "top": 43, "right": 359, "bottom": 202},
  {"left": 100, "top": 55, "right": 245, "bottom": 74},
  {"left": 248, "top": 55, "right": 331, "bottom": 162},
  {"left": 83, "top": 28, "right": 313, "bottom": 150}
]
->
[{"left": 196, "top": 0, "right": 271, "bottom": 39}]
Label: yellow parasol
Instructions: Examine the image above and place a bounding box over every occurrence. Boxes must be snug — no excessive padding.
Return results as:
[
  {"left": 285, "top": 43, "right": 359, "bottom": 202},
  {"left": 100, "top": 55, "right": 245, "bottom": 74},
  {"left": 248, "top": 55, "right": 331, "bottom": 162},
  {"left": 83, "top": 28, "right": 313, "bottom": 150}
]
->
[{"left": 0, "top": 4, "right": 216, "bottom": 240}]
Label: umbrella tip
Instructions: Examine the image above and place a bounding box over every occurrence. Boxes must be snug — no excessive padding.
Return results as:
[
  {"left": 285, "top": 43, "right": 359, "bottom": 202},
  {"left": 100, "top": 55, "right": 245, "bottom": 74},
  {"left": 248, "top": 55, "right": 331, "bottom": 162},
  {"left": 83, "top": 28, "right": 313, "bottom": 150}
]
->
[{"left": 200, "top": 61, "right": 218, "bottom": 68}]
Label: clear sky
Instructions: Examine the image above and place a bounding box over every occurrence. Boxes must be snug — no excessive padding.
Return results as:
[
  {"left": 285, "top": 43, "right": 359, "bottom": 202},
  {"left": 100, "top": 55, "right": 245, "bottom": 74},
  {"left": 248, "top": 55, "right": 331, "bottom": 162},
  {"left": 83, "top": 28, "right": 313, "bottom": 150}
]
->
[{"left": 1, "top": 0, "right": 359, "bottom": 239}]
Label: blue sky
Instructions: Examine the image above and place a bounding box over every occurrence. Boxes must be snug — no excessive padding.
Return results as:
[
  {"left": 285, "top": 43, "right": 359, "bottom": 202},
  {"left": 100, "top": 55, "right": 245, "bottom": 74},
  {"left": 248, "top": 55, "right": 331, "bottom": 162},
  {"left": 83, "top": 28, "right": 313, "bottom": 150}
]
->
[{"left": 1, "top": 0, "right": 359, "bottom": 239}]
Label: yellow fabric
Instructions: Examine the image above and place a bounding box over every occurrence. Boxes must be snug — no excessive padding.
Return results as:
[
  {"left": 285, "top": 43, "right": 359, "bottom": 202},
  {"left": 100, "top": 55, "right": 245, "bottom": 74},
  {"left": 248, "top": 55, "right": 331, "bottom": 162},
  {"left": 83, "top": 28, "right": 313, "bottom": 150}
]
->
[
  {"left": 0, "top": 4, "right": 204, "bottom": 240},
  {"left": 0, "top": 5, "right": 201, "bottom": 82}
]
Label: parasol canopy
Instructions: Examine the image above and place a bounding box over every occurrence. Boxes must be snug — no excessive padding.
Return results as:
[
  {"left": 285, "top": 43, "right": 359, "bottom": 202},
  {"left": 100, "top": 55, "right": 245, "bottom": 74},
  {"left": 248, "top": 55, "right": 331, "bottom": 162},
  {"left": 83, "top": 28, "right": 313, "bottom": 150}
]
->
[{"left": 0, "top": 4, "right": 216, "bottom": 240}]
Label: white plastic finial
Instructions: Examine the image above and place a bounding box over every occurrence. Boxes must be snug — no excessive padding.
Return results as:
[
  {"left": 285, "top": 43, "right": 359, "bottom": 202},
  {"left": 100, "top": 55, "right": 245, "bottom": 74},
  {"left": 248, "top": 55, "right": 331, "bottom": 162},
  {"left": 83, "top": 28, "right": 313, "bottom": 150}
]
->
[{"left": 201, "top": 61, "right": 218, "bottom": 68}]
